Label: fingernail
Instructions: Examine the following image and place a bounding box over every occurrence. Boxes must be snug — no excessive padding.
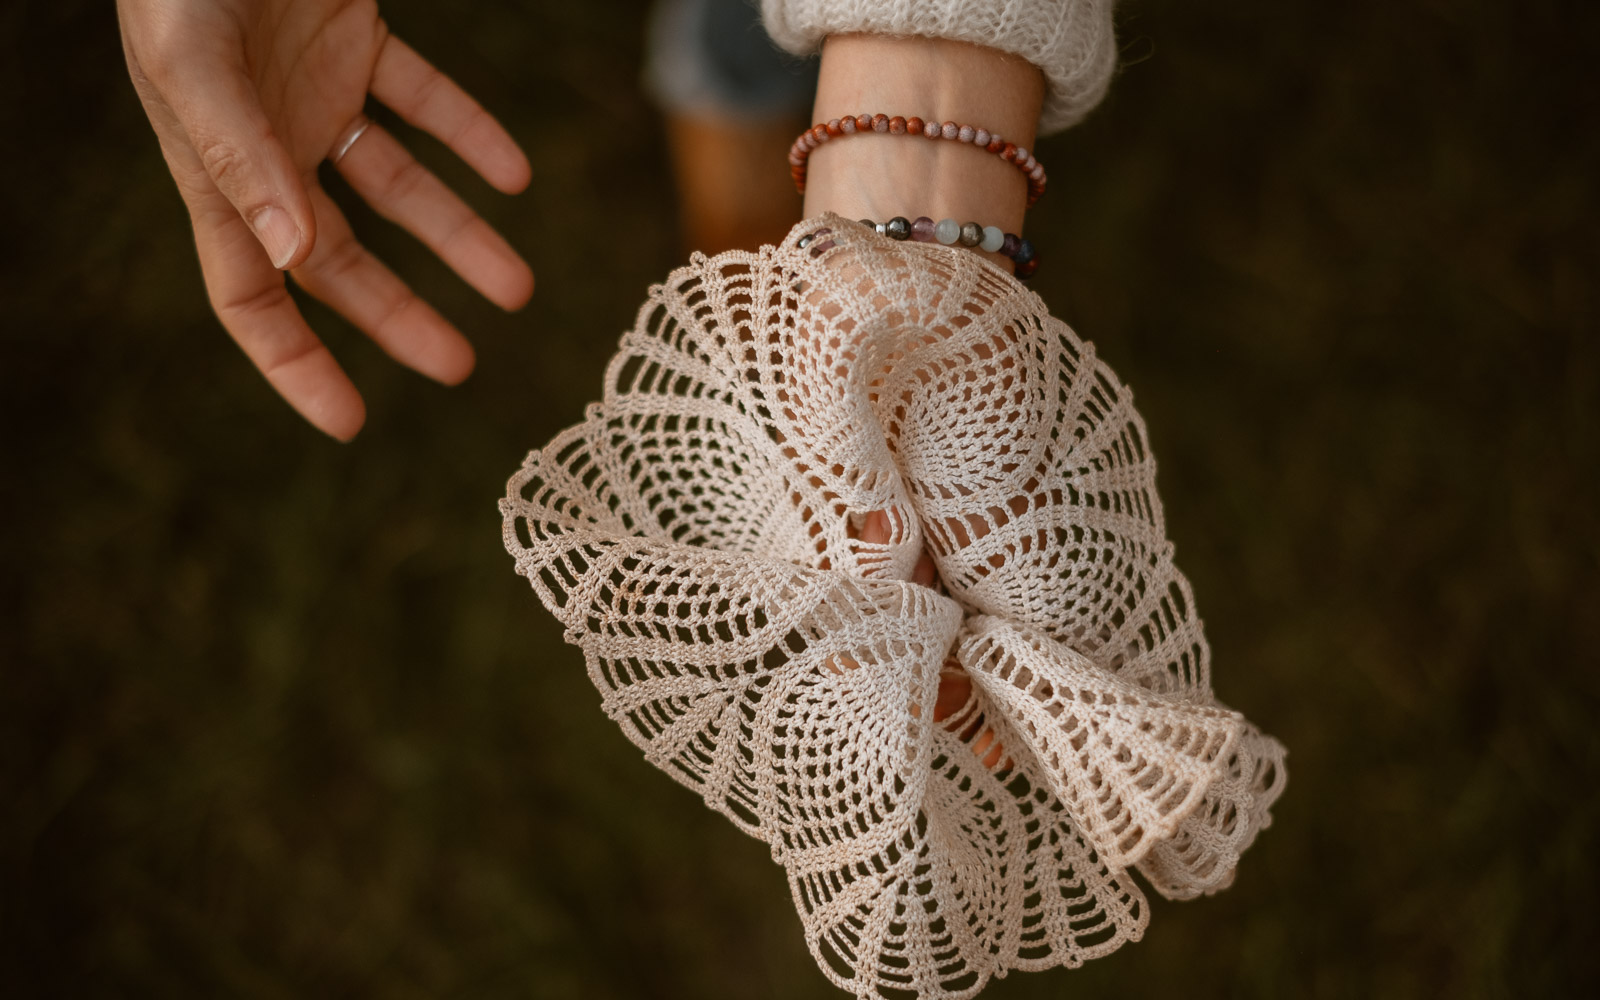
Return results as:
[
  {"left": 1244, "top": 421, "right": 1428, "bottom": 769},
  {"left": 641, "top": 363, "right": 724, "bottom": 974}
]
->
[{"left": 251, "top": 206, "right": 301, "bottom": 269}]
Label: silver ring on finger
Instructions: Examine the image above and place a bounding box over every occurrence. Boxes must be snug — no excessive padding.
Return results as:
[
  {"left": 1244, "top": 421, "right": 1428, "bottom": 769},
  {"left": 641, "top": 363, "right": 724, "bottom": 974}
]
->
[{"left": 329, "top": 114, "right": 373, "bottom": 165}]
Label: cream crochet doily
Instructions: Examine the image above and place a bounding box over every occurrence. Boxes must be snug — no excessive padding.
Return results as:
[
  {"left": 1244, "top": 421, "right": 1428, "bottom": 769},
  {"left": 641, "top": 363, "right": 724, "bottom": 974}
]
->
[{"left": 500, "top": 214, "right": 1286, "bottom": 998}]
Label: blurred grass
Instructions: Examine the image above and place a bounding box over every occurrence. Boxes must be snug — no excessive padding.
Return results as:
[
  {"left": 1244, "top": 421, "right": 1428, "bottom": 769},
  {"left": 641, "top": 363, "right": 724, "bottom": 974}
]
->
[{"left": 2, "top": 0, "right": 1596, "bottom": 997}]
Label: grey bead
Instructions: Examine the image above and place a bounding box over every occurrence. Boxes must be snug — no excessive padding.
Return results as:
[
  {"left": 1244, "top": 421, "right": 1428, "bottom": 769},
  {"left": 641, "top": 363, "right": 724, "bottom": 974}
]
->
[
  {"left": 960, "top": 222, "right": 983, "bottom": 247},
  {"left": 886, "top": 217, "right": 912, "bottom": 240}
]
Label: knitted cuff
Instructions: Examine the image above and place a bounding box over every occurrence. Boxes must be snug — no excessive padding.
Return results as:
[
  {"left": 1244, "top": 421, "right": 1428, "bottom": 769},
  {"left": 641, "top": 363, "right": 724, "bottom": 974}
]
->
[{"left": 760, "top": 0, "right": 1118, "bottom": 135}]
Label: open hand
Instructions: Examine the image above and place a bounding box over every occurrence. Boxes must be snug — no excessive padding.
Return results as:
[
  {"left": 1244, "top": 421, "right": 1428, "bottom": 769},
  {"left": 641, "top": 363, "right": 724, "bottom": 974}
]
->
[{"left": 118, "top": 0, "right": 534, "bottom": 439}]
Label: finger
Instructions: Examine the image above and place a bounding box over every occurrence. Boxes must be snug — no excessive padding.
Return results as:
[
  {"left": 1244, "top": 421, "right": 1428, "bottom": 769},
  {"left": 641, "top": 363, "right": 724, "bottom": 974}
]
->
[
  {"left": 334, "top": 122, "right": 533, "bottom": 311},
  {"left": 821, "top": 655, "right": 859, "bottom": 676},
  {"left": 971, "top": 729, "right": 1006, "bottom": 770},
  {"left": 161, "top": 53, "right": 318, "bottom": 270},
  {"left": 933, "top": 671, "right": 971, "bottom": 722},
  {"left": 370, "top": 34, "right": 532, "bottom": 194},
  {"left": 858, "top": 509, "right": 892, "bottom": 544},
  {"left": 291, "top": 187, "right": 477, "bottom": 387},
  {"left": 186, "top": 186, "right": 365, "bottom": 440}
]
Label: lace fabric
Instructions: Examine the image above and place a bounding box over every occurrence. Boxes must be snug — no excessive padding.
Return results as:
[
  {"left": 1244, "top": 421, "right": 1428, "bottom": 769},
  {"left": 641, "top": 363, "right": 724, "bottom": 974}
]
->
[{"left": 500, "top": 214, "right": 1286, "bottom": 997}]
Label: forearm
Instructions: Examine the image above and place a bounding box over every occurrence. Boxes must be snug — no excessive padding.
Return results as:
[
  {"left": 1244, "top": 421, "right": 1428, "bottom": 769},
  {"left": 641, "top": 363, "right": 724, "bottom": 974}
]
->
[{"left": 800, "top": 34, "right": 1045, "bottom": 248}]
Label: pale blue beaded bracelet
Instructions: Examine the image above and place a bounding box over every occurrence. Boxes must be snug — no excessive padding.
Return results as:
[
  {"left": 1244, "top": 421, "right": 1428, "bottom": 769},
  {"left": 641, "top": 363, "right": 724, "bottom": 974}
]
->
[{"left": 855, "top": 215, "right": 1037, "bottom": 280}]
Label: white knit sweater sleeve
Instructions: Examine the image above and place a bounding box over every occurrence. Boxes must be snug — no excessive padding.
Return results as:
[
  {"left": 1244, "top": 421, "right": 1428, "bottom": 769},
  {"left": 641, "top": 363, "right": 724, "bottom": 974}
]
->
[{"left": 760, "top": 0, "right": 1118, "bottom": 134}]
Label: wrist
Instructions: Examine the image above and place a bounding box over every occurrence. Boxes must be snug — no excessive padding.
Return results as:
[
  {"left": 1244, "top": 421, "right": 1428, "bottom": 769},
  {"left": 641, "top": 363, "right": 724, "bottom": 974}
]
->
[{"left": 801, "top": 35, "right": 1045, "bottom": 242}]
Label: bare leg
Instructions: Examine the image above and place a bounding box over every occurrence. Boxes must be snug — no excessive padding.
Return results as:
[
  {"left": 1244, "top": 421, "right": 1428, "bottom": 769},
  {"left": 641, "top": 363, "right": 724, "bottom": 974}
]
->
[{"left": 665, "top": 110, "right": 807, "bottom": 253}]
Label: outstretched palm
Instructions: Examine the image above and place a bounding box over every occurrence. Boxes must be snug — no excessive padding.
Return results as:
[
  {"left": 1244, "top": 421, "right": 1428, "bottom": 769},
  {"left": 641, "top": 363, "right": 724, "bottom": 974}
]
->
[{"left": 119, "top": 0, "right": 533, "bottom": 439}]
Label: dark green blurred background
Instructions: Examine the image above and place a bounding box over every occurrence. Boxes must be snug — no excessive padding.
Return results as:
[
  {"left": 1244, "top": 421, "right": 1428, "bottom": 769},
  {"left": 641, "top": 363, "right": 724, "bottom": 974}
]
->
[{"left": 3, "top": 1, "right": 1596, "bottom": 996}]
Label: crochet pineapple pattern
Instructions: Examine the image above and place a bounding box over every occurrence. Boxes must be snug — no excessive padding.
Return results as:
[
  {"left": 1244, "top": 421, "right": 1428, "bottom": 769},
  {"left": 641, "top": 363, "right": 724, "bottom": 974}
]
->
[{"left": 500, "top": 214, "right": 1286, "bottom": 998}]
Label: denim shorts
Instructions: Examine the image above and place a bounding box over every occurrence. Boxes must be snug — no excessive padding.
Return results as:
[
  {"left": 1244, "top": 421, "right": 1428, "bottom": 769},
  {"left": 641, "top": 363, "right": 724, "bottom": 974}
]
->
[{"left": 644, "top": 0, "right": 818, "bottom": 119}]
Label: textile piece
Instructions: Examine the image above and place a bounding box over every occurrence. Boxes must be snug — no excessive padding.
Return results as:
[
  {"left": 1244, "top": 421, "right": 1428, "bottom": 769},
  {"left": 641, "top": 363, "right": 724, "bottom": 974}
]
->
[
  {"left": 500, "top": 214, "right": 1286, "bottom": 997},
  {"left": 760, "top": 0, "right": 1118, "bottom": 134}
]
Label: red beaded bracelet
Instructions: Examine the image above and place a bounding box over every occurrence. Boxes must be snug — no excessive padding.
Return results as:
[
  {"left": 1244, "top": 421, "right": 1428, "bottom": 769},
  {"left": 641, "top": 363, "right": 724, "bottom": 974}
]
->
[{"left": 787, "top": 113, "right": 1047, "bottom": 206}]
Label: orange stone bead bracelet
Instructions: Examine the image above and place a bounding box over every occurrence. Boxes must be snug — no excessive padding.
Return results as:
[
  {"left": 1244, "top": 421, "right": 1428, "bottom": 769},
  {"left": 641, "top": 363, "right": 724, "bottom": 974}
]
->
[{"left": 787, "top": 113, "right": 1047, "bottom": 206}]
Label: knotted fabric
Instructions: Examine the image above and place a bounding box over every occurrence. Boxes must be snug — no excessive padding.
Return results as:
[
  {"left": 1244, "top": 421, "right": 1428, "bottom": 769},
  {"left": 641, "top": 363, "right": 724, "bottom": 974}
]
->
[{"left": 500, "top": 215, "right": 1286, "bottom": 998}]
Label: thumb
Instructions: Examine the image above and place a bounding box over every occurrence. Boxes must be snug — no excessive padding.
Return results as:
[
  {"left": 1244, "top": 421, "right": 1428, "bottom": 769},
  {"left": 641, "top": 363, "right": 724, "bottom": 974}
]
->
[{"left": 167, "top": 59, "right": 318, "bottom": 270}]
